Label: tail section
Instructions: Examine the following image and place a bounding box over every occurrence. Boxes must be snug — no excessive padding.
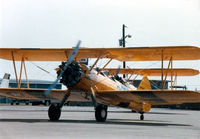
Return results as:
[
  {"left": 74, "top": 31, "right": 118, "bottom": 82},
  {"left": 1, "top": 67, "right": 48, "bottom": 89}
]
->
[
  {"left": 0, "top": 73, "right": 10, "bottom": 88},
  {"left": 137, "top": 76, "right": 151, "bottom": 90}
]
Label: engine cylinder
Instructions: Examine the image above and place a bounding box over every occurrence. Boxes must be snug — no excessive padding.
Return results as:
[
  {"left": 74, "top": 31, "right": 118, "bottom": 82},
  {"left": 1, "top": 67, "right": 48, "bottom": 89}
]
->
[{"left": 57, "top": 61, "right": 83, "bottom": 87}]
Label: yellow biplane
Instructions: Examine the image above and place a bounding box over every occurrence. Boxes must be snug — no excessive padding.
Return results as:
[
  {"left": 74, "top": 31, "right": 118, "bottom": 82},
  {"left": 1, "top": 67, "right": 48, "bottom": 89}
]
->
[{"left": 0, "top": 42, "right": 200, "bottom": 122}]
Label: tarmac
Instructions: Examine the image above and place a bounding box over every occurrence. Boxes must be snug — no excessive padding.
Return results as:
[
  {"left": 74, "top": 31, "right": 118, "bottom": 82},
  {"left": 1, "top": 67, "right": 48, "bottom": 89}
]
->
[{"left": 0, "top": 105, "right": 200, "bottom": 139}]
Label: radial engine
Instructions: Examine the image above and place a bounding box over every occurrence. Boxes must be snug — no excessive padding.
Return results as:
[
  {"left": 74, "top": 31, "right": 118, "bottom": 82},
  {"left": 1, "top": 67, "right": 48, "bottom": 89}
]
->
[{"left": 57, "top": 61, "right": 83, "bottom": 87}]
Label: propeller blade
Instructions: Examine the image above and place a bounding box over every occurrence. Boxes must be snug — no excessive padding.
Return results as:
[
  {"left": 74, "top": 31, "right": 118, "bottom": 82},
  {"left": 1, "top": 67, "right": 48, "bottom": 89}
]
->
[{"left": 44, "top": 40, "right": 81, "bottom": 96}]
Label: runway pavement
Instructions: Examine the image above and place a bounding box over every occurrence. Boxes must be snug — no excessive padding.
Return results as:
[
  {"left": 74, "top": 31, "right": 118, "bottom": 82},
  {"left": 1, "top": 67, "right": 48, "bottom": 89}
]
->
[{"left": 0, "top": 106, "right": 200, "bottom": 139}]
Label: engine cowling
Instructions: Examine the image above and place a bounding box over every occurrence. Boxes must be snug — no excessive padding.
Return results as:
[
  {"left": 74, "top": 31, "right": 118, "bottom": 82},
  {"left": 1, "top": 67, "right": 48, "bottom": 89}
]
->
[{"left": 57, "top": 61, "right": 83, "bottom": 87}]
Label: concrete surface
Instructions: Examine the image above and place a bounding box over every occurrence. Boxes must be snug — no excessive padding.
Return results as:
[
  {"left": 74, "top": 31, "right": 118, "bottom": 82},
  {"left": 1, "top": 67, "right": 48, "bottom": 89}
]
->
[{"left": 0, "top": 106, "right": 200, "bottom": 139}]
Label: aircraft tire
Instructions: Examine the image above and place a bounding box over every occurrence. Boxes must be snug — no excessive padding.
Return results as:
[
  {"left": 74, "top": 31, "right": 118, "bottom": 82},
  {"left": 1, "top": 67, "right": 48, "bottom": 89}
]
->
[
  {"left": 48, "top": 104, "right": 61, "bottom": 121},
  {"left": 95, "top": 105, "right": 107, "bottom": 122}
]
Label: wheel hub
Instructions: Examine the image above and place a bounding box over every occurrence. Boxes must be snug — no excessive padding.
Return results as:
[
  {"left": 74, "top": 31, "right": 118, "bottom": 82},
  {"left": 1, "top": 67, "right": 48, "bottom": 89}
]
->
[{"left": 101, "top": 109, "right": 106, "bottom": 118}]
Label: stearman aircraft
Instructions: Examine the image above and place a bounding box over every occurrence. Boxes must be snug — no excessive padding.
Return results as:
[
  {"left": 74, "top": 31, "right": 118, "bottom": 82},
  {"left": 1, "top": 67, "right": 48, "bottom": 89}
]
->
[{"left": 0, "top": 42, "right": 200, "bottom": 122}]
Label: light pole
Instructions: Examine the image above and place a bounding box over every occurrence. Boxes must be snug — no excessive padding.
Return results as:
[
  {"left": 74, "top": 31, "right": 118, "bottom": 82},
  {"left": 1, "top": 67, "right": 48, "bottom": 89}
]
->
[{"left": 119, "top": 24, "right": 131, "bottom": 78}]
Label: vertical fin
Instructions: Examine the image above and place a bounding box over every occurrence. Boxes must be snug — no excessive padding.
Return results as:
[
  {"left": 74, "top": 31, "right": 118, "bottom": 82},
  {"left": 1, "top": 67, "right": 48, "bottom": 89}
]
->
[{"left": 137, "top": 76, "right": 151, "bottom": 90}]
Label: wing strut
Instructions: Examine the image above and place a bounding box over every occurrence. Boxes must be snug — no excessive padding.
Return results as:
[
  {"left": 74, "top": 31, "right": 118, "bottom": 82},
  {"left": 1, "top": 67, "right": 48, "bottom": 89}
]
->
[
  {"left": 11, "top": 52, "right": 30, "bottom": 89},
  {"left": 125, "top": 66, "right": 135, "bottom": 83},
  {"left": 161, "top": 50, "right": 176, "bottom": 90},
  {"left": 171, "top": 58, "right": 173, "bottom": 90},
  {"left": 131, "top": 74, "right": 139, "bottom": 84},
  {"left": 163, "top": 57, "right": 173, "bottom": 89},
  {"left": 97, "top": 58, "right": 112, "bottom": 74},
  {"left": 23, "top": 59, "right": 29, "bottom": 88},
  {"left": 11, "top": 51, "right": 20, "bottom": 88},
  {"left": 19, "top": 57, "right": 24, "bottom": 87},
  {"left": 160, "top": 50, "right": 176, "bottom": 90},
  {"left": 90, "top": 56, "right": 100, "bottom": 71},
  {"left": 161, "top": 49, "right": 164, "bottom": 90},
  {"left": 173, "top": 73, "right": 178, "bottom": 90}
]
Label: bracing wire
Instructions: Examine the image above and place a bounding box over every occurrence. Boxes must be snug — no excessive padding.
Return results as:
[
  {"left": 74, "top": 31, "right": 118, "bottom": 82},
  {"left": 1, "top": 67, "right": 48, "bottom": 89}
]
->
[{"left": 29, "top": 61, "right": 56, "bottom": 78}]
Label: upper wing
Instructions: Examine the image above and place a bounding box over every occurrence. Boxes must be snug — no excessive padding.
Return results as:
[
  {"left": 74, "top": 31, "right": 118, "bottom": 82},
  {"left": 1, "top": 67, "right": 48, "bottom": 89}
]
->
[
  {"left": 96, "top": 90, "right": 200, "bottom": 105},
  {"left": 0, "top": 88, "right": 90, "bottom": 102},
  {"left": 0, "top": 46, "right": 200, "bottom": 61},
  {"left": 105, "top": 68, "right": 200, "bottom": 76}
]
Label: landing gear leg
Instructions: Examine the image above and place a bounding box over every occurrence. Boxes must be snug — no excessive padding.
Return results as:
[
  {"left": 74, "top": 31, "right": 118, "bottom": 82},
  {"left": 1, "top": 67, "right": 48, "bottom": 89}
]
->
[
  {"left": 140, "top": 113, "right": 144, "bottom": 120},
  {"left": 48, "top": 92, "right": 70, "bottom": 121},
  {"left": 90, "top": 88, "right": 108, "bottom": 122},
  {"left": 95, "top": 104, "right": 108, "bottom": 122}
]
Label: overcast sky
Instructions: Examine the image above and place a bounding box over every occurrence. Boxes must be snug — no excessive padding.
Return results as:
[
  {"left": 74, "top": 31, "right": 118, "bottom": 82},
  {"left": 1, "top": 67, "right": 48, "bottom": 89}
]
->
[{"left": 0, "top": 0, "right": 200, "bottom": 90}]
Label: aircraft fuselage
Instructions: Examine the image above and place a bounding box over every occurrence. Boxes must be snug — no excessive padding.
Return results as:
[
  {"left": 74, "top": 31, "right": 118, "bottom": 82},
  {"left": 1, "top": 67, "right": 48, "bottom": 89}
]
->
[{"left": 68, "top": 64, "right": 150, "bottom": 113}]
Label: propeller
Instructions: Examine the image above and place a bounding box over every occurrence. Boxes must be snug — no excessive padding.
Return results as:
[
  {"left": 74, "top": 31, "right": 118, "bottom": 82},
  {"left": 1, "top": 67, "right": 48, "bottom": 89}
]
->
[{"left": 44, "top": 41, "right": 81, "bottom": 96}]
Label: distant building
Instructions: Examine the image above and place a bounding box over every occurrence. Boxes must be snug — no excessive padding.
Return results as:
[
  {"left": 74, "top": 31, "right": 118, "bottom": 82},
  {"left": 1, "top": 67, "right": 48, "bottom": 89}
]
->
[{"left": 8, "top": 79, "right": 62, "bottom": 89}]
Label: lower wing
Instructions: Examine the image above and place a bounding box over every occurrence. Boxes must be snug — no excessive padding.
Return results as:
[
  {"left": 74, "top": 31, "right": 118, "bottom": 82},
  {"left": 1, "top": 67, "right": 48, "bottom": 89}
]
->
[
  {"left": 0, "top": 88, "right": 90, "bottom": 102},
  {"left": 2, "top": 88, "right": 199, "bottom": 106},
  {"left": 96, "top": 90, "right": 200, "bottom": 105}
]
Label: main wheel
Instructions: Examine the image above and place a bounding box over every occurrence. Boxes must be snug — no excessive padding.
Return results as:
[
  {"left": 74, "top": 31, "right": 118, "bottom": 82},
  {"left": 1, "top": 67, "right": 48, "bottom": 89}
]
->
[
  {"left": 48, "top": 104, "right": 61, "bottom": 121},
  {"left": 95, "top": 105, "right": 108, "bottom": 122}
]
